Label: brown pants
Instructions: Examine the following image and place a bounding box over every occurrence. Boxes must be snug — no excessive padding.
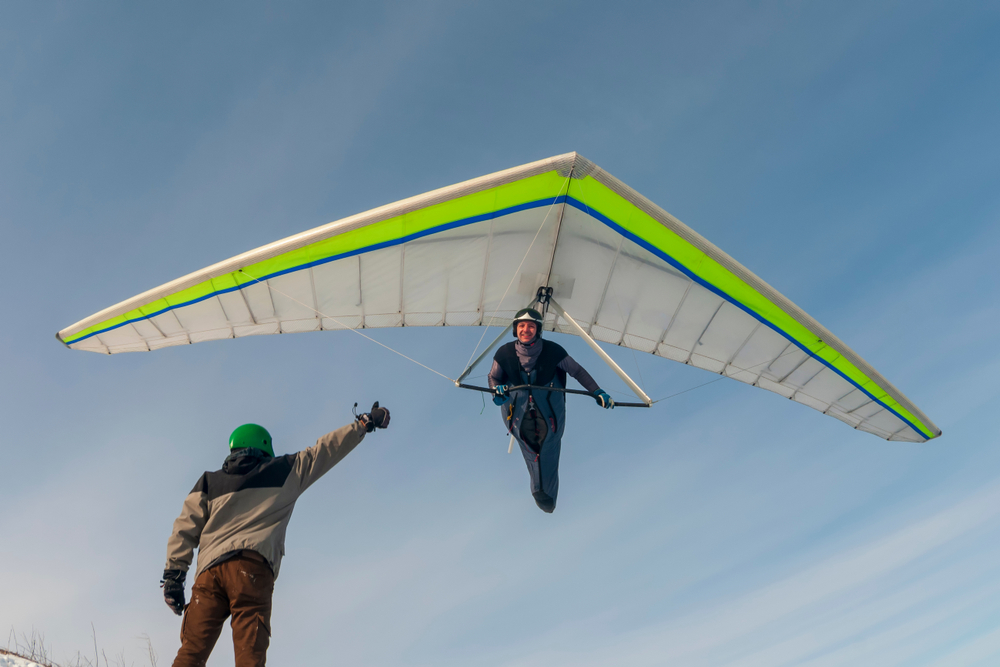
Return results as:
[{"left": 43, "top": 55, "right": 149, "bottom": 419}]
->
[{"left": 172, "top": 553, "right": 274, "bottom": 667}]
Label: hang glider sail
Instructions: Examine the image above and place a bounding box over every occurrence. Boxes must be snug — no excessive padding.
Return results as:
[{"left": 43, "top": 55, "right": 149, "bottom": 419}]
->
[{"left": 56, "top": 153, "right": 940, "bottom": 443}]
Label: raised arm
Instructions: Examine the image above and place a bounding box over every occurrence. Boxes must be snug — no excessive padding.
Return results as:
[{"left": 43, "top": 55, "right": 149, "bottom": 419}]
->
[
  {"left": 293, "top": 403, "right": 390, "bottom": 492},
  {"left": 293, "top": 421, "right": 367, "bottom": 493}
]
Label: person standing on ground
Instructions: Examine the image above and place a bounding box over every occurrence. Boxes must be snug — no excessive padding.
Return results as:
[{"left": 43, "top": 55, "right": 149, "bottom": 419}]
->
[
  {"left": 160, "top": 403, "right": 390, "bottom": 667},
  {"left": 489, "top": 308, "right": 613, "bottom": 513}
]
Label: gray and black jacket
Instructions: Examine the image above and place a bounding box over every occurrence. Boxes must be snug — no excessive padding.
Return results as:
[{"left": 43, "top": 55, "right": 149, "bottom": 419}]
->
[{"left": 165, "top": 421, "right": 366, "bottom": 580}]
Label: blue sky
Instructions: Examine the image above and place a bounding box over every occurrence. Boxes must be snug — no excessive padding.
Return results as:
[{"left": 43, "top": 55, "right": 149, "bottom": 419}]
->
[{"left": 2, "top": 2, "right": 999, "bottom": 665}]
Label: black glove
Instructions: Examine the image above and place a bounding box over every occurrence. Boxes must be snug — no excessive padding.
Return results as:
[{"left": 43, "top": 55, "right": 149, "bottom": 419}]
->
[
  {"left": 161, "top": 569, "right": 186, "bottom": 616},
  {"left": 360, "top": 401, "right": 390, "bottom": 432}
]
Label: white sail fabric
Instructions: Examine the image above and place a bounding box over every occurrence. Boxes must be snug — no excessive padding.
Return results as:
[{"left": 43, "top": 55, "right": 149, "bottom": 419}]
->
[{"left": 58, "top": 153, "right": 940, "bottom": 443}]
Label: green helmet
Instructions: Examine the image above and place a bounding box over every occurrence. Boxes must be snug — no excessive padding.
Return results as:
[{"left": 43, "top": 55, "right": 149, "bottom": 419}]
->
[{"left": 229, "top": 423, "right": 274, "bottom": 457}]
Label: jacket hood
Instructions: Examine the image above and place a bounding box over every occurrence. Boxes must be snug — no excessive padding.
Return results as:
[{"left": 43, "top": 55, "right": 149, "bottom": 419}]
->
[{"left": 223, "top": 448, "right": 272, "bottom": 474}]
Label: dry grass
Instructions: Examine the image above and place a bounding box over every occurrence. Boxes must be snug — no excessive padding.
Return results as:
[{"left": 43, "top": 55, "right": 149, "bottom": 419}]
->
[
  {"left": 3, "top": 629, "right": 59, "bottom": 667},
  {"left": 5, "top": 627, "right": 157, "bottom": 667},
  {"left": 0, "top": 628, "right": 59, "bottom": 667}
]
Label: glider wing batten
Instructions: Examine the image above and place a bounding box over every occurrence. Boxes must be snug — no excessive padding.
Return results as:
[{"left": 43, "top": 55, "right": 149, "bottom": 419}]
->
[
  {"left": 561, "top": 171, "right": 938, "bottom": 441},
  {"left": 578, "top": 197, "right": 932, "bottom": 440},
  {"left": 60, "top": 200, "right": 554, "bottom": 344},
  {"left": 56, "top": 154, "right": 577, "bottom": 342},
  {"left": 57, "top": 153, "right": 939, "bottom": 441},
  {"left": 59, "top": 170, "right": 572, "bottom": 345}
]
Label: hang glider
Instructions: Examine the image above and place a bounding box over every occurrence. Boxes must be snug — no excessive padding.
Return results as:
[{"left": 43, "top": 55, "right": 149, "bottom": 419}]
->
[{"left": 56, "top": 153, "right": 940, "bottom": 443}]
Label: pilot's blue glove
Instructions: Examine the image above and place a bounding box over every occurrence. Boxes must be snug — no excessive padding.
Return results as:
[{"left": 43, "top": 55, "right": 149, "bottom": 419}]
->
[
  {"left": 493, "top": 385, "right": 511, "bottom": 406},
  {"left": 594, "top": 389, "right": 614, "bottom": 409}
]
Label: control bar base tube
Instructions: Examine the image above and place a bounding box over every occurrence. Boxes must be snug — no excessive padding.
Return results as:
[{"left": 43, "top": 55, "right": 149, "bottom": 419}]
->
[
  {"left": 458, "top": 383, "right": 650, "bottom": 408},
  {"left": 456, "top": 300, "right": 538, "bottom": 385},
  {"left": 456, "top": 323, "right": 512, "bottom": 385}
]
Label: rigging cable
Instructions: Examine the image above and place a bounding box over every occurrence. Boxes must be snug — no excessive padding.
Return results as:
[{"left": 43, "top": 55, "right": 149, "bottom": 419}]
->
[
  {"left": 461, "top": 173, "right": 574, "bottom": 372},
  {"left": 238, "top": 269, "right": 456, "bottom": 383}
]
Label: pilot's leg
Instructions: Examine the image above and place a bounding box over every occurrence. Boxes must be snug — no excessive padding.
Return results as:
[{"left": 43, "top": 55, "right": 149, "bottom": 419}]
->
[{"left": 519, "top": 409, "right": 557, "bottom": 513}]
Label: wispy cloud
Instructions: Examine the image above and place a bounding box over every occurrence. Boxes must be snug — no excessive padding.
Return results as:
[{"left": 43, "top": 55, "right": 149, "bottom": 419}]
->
[{"left": 480, "top": 478, "right": 1000, "bottom": 667}]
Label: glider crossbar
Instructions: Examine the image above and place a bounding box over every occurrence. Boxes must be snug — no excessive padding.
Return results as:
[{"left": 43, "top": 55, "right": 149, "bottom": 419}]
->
[
  {"left": 548, "top": 297, "right": 653, "bottom": 406},
  {"left": 457, "top": 383, "right": 650, "bottom": 408}
]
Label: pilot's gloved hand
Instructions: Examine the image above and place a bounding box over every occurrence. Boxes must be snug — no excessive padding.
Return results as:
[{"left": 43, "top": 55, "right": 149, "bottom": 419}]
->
[
  {"left": 594, "top": 389, "right": 614, "bottom": 409},
  {"left": 161, "top": 569, "right": 186, "bottom": 616},
  {"left": 492, "top": 385, "right": 511, "bottom": 406}
]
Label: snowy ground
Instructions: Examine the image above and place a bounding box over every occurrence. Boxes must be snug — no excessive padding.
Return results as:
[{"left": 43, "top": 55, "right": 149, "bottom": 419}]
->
[{"left": 0, "top": 652, "right": 47, "bottom": 667}]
